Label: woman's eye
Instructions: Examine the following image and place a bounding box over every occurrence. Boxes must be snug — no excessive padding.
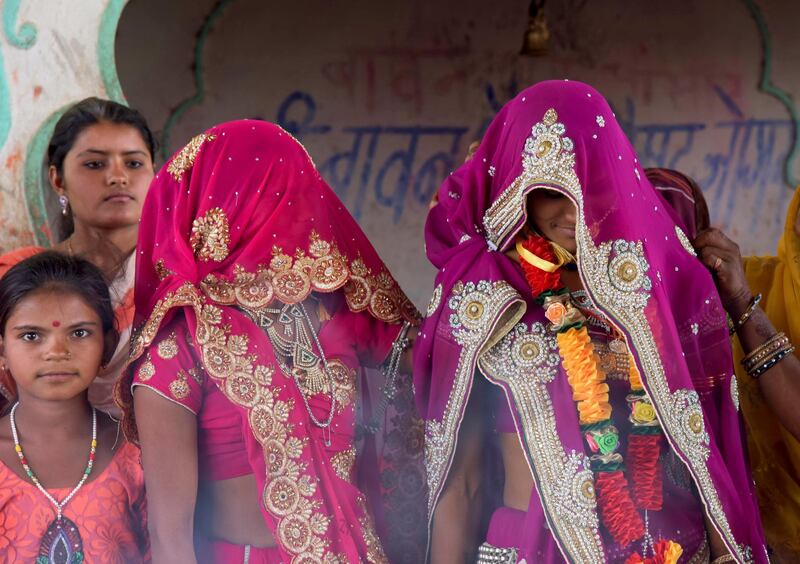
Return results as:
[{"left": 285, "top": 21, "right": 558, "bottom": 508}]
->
[
  {"left": 127, "top": 160, "right": 143, "bottom": 169},
  {"left": 20, "top": 332, "right": 39, "bottom": 342},
  {"left": 73, "top": 328, "right": 91, "bottom": 339},
  {"left": 84, "top": 161, "right": 104, "bottom": 170}
]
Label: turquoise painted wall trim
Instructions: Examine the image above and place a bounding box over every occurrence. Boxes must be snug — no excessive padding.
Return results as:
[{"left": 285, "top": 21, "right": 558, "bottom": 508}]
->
[
  {"left": 3, "top": 0, "right": 37, "bottom": 49},
  {"left": 99, "top": 0, "right": 127, "bottom": 104},
  {"left": 24, "top": 108, "right": 67, "bottom": 247},
  {"left": 160, "top": 0, "right": 236, "bottom": 160},
  {"left": 743, "top": 0, "right": 800, "bottom": 188}
]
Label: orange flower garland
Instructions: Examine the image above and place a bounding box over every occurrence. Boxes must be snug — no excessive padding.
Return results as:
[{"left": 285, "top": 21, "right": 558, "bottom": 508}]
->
[{"left": 517, "top": 233, "right": 679, "bottom": 557}]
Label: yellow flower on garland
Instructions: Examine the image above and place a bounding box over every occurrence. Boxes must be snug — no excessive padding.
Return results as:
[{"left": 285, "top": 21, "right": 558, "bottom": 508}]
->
[{"left": 632, "top": 401, "right": 657, "bottom": 425}]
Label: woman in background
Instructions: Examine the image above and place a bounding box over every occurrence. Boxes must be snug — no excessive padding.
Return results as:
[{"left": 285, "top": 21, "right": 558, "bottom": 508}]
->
[{"left": 695, "top": 190, "right": 800, "bottom": 562}]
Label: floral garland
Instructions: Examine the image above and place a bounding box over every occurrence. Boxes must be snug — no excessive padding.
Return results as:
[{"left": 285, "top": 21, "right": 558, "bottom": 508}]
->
[{"left": 517, "top": 233, "right": 681, "bottom": 564}]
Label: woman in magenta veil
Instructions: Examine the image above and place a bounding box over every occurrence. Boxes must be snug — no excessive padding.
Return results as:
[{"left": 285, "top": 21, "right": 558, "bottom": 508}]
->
[{"left": 414, "top": 81, "right": 766, "bottom": 563}]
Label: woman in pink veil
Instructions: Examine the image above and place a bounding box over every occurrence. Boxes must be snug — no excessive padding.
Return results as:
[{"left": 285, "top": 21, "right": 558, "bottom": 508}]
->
[
  {"left": 414, "top": 81, "right": 765, "bottom": 563},
  {"left": 117, "top": 120, "right": 426, "bottom": 563}
]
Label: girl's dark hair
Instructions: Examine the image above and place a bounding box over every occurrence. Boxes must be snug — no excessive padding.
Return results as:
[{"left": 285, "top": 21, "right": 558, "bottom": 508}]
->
[
  {"left": 48, "top": 97, "right": 157, "bottom": 241},
  {"left": 0, "top": 251, "right": 118, "bottom": 364},
  {"left": 48, "top": 97, "right": 156, "bottom": 173}
]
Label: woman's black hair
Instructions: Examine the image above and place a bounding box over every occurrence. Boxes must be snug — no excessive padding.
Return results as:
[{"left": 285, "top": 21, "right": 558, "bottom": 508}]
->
[
  {"left": 48, "top": 97, "right": 156, "bottom": 173},
  {"left": 48, "top": 97, "right": 157, "bottom": 241},
  {"left": 0, "top": 251, "right": 118, "bottom": 364}
]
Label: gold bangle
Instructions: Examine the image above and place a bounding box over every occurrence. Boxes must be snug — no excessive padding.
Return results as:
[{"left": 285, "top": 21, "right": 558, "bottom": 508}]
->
[
  {"left": 728, "top": 293, "right": 762, "bottom": 335},
  {"left": 743, "top": 335, "right": 790, "bottom": 371},
  {"left": 742, "top": 332, "right": 788, "bottom": 370},
  {"left": 748, "top": 344, "right": 795, "bottom": 379},
  {"left": 743, "top": 337, "right": 790, "bottom": 371}
]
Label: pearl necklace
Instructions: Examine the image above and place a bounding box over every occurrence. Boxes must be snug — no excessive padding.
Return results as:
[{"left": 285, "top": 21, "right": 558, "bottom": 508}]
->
[{"left": 10, "top": 402, "right": 97, "bottom": 520}]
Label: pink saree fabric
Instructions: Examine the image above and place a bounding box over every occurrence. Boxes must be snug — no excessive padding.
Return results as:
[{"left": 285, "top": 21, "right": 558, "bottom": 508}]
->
[
  {"left": 118, "top": 120, "right": 425, "bottom": 563},
  {"left": 414, "top": 81, "right": 766, "bottom": 562}
]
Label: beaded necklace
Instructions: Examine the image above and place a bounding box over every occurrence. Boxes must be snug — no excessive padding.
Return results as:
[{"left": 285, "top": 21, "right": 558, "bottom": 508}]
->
[
  {"left": 517, "top": 234, "right": 681, "bottom": 564},
  {"left": 10, "top": 402, "right": 97, "bottom": 563}
]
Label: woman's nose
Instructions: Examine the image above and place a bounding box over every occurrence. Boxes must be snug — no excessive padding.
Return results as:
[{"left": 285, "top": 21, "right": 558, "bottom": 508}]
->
[
  {"left": 43, "top": 336, "right": 71, "bottom": 360},
  {"left": 107, "top": 160, "right": 129, "bottom": 186},
  {"left": 563, "top": 201, "right": 577, "bottom": 223}
]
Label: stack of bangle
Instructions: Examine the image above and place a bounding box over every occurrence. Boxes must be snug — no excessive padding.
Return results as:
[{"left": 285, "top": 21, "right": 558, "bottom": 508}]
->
[
  {"left": 728, "top": 293, "right": 762, "bottom": 335},
  {"left": 742, "top": 331, "right": 796, "bottom": 379}
]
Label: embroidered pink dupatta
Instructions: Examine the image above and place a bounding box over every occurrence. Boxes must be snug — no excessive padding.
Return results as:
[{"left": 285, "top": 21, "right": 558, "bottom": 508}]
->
[{"left": 119, "top": 120, "right": 423, "bottom": 562}]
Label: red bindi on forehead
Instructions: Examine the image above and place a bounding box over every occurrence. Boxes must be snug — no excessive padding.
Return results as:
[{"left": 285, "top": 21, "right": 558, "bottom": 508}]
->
[{"left": 51, "top": 321, "right": 61, "bottom": 327}]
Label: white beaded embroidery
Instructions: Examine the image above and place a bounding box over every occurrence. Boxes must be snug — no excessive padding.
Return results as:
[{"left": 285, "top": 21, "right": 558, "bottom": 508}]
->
[
  {"left": 675, "top": 225, "right": 697, "bottom": 257},
  {"left": 731, "top": 377, "right": 740, "bottom": 412},
  {"left": 427, "top": 284, "right": 443, "bottom": 317}
]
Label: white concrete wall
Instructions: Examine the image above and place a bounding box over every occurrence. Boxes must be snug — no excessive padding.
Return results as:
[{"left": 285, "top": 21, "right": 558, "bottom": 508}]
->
[
  {"left": 115, "top": 0, "right": 800, "bottom": 307},
  {"left": 4, "top": 0, "right": 799, "bottom": 309}
]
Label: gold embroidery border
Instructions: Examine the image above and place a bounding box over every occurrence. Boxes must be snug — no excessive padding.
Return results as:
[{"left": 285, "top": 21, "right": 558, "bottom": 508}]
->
[
  {"left": 129, "top": 283, "right": 338, "bottom": 561},
  {"left": 424, "top": 280, "right": 524, "bottom": 550},
  {"left": 198, "top": 230, "right": 418, "bottom": 325},
  {"left": 479, "top": 321, "right": 605, "bottom": 562},
  {"left": 484, "top": 107, "right": 750, "bottom": 561}
]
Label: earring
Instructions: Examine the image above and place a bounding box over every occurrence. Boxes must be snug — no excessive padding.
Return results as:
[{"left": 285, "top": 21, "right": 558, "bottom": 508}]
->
[{"left": 59, "top": 194, "right": 69, "bottom": 216}]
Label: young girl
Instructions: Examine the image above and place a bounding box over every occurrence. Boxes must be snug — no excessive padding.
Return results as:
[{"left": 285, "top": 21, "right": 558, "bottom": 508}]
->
[{"left": 0, "top": 251, "right": 147, "bottom": 562}]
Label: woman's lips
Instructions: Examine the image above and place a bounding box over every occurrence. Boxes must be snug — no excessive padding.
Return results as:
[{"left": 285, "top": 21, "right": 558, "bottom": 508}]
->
[
  {"left": 104, "top": 193, "right": 135, "bottom": 204},
  {"left": 38, "top": 371, "right": 79, "bottom": 381},
  {"left": 555, "top": 224, "right": 576, "bottom": 237}
]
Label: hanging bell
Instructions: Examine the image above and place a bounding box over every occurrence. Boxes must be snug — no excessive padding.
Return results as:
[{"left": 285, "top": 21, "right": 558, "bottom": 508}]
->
[{"left": 520, "top": 8, "right": 550, "bottom": 57}]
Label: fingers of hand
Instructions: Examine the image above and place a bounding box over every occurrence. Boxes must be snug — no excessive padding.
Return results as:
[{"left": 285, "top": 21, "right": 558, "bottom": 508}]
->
[
  {"left": 697, "top": 246, "right": 730, "bottom": 272},
  {"left": 692, "top": 228, "right": 722, "bottom": 249},
  {"left": 694, "top": 227, "right": 731, "bottom": 247}
]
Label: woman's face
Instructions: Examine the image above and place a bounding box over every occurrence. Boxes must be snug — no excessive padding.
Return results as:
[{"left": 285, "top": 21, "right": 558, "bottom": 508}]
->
[
  {"left": 51, "top": 121, "right": 154, "bottom": 233},
  {"left": 0, "top": 290, "right": 106, "bottom": 403},
  {"left": 526, "top": 188, "right": 577, "bottom": 253}
]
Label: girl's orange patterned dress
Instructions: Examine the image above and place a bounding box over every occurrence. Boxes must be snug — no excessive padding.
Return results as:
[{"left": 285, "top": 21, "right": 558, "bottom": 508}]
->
[{"left": 0, "top": 442, "right": 148, "bottom": 563}]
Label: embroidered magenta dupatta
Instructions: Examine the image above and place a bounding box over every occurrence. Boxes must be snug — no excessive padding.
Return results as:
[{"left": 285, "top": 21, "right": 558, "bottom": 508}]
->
[{"left": 414, "top": 81, "right": 766, "bottom": 562}]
